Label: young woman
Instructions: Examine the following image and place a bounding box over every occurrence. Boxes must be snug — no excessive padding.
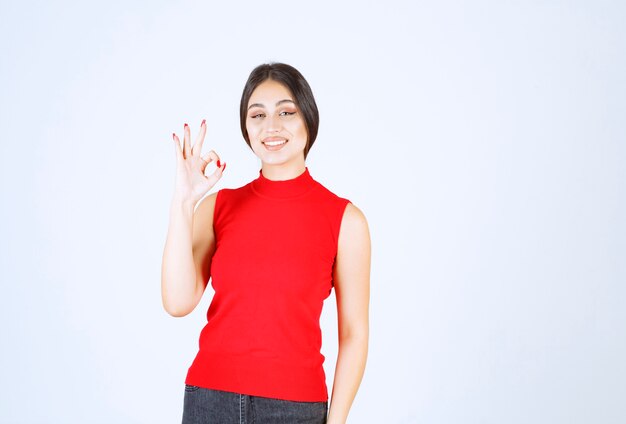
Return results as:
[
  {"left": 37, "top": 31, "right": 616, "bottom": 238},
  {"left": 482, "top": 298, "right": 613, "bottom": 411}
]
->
[{"left": 162, "top": 63, "right": 370, "bottom": 424}]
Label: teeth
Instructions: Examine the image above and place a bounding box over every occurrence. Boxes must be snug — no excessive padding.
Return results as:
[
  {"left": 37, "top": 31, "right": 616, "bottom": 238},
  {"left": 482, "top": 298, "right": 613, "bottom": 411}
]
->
[{"left": 264, "top": 139, "right": 287, "bottom": 146}]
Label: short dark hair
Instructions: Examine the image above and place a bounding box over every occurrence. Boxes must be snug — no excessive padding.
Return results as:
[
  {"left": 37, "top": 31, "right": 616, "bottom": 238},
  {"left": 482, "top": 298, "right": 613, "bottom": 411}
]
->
[{"left": 239, "top": 63, "right": 319, "bottom": 160}]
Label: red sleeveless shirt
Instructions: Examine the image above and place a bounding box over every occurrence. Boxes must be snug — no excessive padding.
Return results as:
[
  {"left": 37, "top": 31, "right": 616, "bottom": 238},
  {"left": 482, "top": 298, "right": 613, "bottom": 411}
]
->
[{"left": 185, "top": 167, "right": 350, "bottom": 402}]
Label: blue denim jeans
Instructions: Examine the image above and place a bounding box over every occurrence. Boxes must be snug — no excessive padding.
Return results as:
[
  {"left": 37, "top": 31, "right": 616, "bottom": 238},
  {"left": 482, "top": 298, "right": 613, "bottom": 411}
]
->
[{"left": 182, "top": 384, "right": 328, "bottom": 423}]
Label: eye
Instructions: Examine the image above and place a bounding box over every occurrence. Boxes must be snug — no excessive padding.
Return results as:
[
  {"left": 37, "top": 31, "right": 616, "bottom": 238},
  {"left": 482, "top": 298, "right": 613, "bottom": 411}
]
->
[
  {"left": 279, "top": 111, "right": 296, "bottom": 116},
  {"left": 250, "top": 113, "right": 265, "bottom": 119}
]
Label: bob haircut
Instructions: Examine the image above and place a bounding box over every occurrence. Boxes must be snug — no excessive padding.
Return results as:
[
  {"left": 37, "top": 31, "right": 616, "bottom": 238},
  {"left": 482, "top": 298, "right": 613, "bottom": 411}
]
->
[{"left": 239, "top": 63, "right": 319, "bottom": 160}]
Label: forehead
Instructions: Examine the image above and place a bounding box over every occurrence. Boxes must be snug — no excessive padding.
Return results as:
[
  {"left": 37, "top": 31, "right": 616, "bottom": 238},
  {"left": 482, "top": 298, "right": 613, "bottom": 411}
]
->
[{"left": 248, "top": 80, "right": 294, "bottom": 106}]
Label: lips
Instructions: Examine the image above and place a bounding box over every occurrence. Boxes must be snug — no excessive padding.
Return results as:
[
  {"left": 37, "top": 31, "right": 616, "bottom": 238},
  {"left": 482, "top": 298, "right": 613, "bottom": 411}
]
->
[
  {"left": 264, "top": 139, "right": 287, "bottom": 146},
  {"left": 262, "top": 137, "right": 288, "bottom": 150}
]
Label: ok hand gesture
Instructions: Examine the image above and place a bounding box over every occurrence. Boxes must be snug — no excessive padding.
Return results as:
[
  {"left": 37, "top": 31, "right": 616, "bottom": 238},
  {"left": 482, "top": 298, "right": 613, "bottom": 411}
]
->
[{"left": 171, "top": 120, "right": 226, "bottom": 206}]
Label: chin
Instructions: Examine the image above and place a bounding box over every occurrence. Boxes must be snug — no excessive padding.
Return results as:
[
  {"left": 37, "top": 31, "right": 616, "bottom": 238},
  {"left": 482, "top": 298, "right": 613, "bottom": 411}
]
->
[
  {"left": 253, "top": 151, "right": 287, "bottom": 164},
  {"left": 261, "top": 156, "right": 289, "bottom": 165}
]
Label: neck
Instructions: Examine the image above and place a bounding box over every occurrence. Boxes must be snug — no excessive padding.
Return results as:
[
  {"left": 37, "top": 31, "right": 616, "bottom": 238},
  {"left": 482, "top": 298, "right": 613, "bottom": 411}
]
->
[{"left": 260, "top": 160, "right": 306, "bottom": 181}]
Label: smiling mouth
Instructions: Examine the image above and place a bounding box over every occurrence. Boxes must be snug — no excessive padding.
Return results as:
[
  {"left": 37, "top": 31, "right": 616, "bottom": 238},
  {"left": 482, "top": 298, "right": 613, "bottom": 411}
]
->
[{"left": 263, "top": 139, "right": 288, "bottom": 146}]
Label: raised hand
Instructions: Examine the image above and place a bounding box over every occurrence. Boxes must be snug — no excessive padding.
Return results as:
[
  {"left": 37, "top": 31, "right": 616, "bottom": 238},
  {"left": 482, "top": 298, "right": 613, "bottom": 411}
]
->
[{"left": 171, "top": 120, "right": 226, "bottom": 205}]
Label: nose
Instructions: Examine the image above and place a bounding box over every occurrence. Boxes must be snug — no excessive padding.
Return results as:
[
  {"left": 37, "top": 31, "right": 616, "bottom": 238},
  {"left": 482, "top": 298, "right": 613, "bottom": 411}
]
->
[{"left": 264, "top": 114, "right": 281, "bottom": 133}]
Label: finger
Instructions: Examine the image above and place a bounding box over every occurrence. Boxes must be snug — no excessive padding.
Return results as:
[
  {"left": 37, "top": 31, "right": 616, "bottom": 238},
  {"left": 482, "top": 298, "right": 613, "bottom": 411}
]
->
[
  {"left": 172, "top": 133, "right": 183, "bottom": 162},
  {"left": 183, "top": 123, "right": 191, "bottom": 159},
  {"left": 201, "top": 149, "right": 220, "bottom": 168},
  {"left": 200, "top": 149, "right": 220, "bottom": 176},
  {"left": 191, "top": 119, "right": 207, "bottom": 157},
  {"left": 205, "top": 161, "right": 226, "bottom": 187}
]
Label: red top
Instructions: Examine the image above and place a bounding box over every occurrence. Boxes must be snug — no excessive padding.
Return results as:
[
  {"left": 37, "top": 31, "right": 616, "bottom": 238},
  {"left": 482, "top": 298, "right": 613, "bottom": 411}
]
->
[{"left": 185, "top": 167, "right": 351, "bottom": 402}]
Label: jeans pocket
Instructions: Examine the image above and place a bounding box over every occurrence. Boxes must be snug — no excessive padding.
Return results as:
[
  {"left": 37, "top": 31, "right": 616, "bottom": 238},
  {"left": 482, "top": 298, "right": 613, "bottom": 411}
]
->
[{"left": 184, "top": 384, "right": 201, "bottom": 392}]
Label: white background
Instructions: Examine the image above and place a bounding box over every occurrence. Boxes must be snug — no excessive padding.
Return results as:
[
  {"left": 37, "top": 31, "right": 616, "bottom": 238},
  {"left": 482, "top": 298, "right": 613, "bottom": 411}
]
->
[{"left": 1, "top": 0, "right": 625, "bottom": 423}]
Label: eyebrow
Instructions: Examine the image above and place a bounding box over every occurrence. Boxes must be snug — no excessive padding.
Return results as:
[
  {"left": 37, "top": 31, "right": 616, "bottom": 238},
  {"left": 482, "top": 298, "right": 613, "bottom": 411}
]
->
[{"left": 248, "top": 99, "right": 295, "bottom": 110}]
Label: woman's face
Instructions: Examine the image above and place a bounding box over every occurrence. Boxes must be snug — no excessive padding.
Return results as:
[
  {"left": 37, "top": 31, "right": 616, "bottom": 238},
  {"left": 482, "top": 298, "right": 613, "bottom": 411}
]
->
[{"left": 246, "top": 79, "right": 308, "bottom": 167}]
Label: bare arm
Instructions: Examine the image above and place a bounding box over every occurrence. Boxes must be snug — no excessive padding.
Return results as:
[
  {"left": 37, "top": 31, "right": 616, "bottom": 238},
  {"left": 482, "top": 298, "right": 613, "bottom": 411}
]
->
[
  {"left": 161, "top": 193, "right": 217, "bottom": 317},
  {"left": 160, "top": 121, "right": 225, "bottom": 317},
  {"left": 327, "top": 203, "right": 371, "bottom": 424}
]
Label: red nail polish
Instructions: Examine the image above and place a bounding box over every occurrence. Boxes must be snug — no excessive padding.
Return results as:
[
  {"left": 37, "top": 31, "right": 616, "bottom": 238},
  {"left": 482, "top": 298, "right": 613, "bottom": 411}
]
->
[
  {"left": 217, "top": 160, "right": 221, "bottom": 168},
  {"left": 184, "top": 123, "right": 188, "bottom": 128},
  {"left": 201, "top": 119, "right": 206, "bottom": 126},
  {"left": 172, "top": 132, "right": 176, "bottom": 139},
  {"left": 223, "top": 162, "right": 227, "bottom": 171}
]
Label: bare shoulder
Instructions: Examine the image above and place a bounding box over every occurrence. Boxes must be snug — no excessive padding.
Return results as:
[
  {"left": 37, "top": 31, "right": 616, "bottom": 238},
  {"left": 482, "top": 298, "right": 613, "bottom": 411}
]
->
[
  {"left": 338, "top": 202, "right": 370, "bottom": 251},
  {"left": 335, "top": 202, "right": 371, "bottom": 314},
  {"left": 192, "top": 192, "right": 219, "bottom": 246},
  {"left": 194, "top": 192, "right": 219, "bottom": 221},
  {"left": 341, "top": 202, "right": 369, "bottom": 232}
]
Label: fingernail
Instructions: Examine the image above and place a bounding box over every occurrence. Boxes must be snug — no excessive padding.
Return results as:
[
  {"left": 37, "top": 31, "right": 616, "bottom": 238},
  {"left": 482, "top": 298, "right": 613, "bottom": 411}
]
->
[
  {"left": 184, "top": 123, "right": 188, "bottom": 128},
  {"left": 217, "top": 160, "right": 221, "bottom": 168},
  {"left": 172, "top": 132, "right": 176, "bottom": 139},
  {"left": 223, "top": 162, "right": 227, "bottom": 171},
  {"left": 201, "top": 119, "right": 206, "bottom": 126}
]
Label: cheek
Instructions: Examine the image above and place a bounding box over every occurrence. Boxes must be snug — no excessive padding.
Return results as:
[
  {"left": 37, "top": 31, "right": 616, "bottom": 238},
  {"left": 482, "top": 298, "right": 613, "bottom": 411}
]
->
[
  {"left": 246, "top": 121, "right": 261, "bottom": 138},
  {"left": 286, "top": 119, "right": 307, "bottom": 139}
]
